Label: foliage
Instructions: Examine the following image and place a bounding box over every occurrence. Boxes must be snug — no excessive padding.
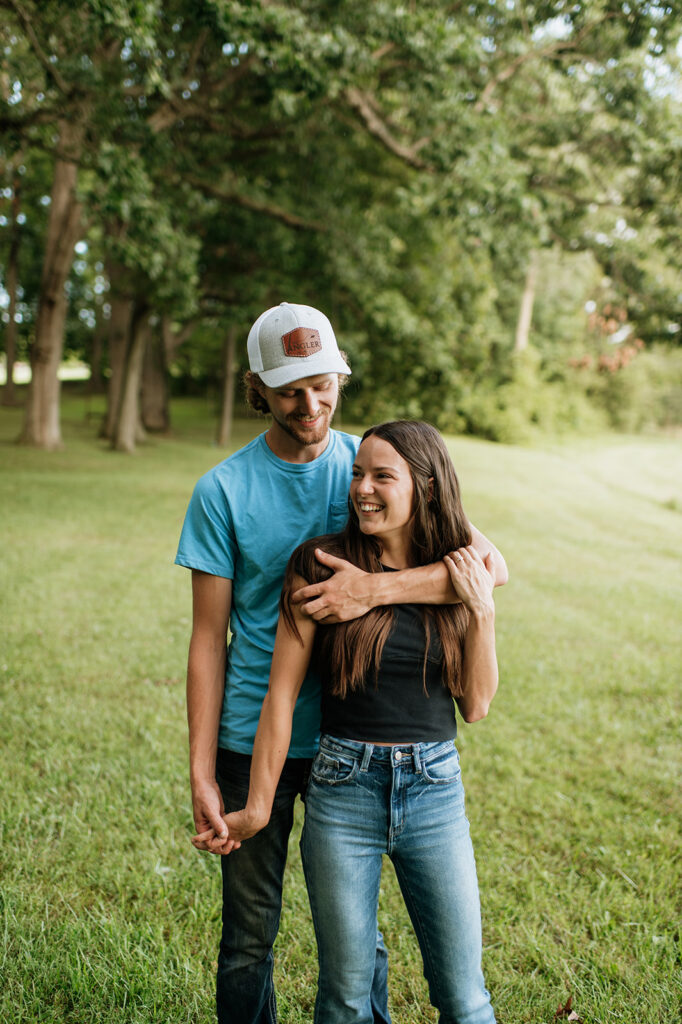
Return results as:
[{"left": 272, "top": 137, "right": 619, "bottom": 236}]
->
[
  {"left": 1, "top": 1, "right": 681, "bottom": 442},
  {"left": 582, "top": 343, "right": 682, "bottom": 431}
]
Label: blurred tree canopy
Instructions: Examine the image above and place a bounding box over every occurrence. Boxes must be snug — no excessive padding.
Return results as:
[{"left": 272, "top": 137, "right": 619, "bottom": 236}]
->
[{"left": 1, "top": 0, "right": 681, "bottom": 448}]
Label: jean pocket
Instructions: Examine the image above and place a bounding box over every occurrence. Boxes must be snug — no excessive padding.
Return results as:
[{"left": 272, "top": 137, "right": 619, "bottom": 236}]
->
[
  {"left": 421, "top": 744, "right": 461, "bottom": 784},
  {"left": 311, "top": 750, "right": 358, "bottom": 785}
]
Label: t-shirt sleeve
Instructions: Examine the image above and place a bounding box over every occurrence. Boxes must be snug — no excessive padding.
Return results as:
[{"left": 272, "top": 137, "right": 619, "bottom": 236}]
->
[{"left": 175, "top": 471, "right": 237, "bottom": 579}]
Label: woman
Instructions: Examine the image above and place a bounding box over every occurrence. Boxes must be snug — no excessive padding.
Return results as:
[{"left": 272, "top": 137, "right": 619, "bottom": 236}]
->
[{"left": 206, "top": 420, "right": 498, "bottom": 1024}]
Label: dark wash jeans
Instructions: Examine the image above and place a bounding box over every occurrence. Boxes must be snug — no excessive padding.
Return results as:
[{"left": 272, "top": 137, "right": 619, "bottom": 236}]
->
[{"left": 215, "top": 748, "right": 391, "bottom": 1024}]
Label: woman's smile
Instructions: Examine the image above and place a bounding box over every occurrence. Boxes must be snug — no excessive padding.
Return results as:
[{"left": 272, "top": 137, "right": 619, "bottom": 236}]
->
[{"left": 350, "top": 436, "right": 415, "bottom": 565}]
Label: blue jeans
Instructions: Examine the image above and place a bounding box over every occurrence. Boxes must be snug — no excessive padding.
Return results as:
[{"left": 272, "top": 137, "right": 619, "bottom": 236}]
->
[
  {"left": 215, "top": 748, "right": 391, "bottom": 1024},
  {"left": 300, "top": 736, "right": 496, "bottom": 1024}
]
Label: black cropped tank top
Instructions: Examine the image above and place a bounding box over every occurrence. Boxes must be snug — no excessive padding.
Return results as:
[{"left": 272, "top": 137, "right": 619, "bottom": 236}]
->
[{"left": 319, "top": 601, "right": 458, "bottom": 744}]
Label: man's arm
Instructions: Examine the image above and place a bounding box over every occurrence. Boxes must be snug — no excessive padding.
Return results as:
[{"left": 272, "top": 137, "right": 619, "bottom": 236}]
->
[
  {"left": 186, "top": 570, "right": 232, "bottom": 850},
  {"left": 469, "top": 523, "right": 508, "bottom": 586},
  {"left": 293, "top": 522, "right": 508, "bottom": 623}
]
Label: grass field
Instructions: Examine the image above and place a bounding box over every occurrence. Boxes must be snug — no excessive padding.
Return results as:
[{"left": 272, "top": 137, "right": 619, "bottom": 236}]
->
[{"left": 1, "top": 395, "right": 680, "bottom": 1024}]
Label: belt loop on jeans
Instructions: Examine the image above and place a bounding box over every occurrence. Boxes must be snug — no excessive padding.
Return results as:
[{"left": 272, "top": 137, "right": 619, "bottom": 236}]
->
[
  {"left": 412, "top": 745, "right": 422, "bottom": 774},
  {"left": 360, "top": 744, "right": 374, "bottom": 771}
]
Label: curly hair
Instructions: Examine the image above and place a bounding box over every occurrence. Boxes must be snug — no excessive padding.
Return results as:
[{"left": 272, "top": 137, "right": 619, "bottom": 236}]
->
[{"left": 243, "top": 352, "right": 351, "bottom": 415}]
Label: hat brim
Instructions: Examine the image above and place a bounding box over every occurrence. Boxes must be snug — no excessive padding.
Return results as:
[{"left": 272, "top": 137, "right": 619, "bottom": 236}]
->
[{"left": 258, "top": 354, "right": 351, "bottom": 388}]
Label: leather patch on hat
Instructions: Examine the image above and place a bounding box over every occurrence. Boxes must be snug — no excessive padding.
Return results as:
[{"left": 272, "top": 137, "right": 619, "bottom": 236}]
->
[{"left": 282, "top": 327, "right": 322, "bottom": 357}]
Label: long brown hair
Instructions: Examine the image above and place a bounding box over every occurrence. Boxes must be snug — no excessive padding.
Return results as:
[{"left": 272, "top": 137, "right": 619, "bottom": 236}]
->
[{"left": 281, "top": 420, "right": 472, "bottom": 698}]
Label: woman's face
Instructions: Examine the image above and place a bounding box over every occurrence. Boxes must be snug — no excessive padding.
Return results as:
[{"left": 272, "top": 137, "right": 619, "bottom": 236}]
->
[{"left": 350, "top": 436, "right": 415, "bottom": 547}]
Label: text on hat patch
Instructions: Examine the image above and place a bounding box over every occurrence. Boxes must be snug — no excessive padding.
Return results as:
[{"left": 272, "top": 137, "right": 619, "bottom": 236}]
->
[{"left": 281, "top": 327, "right": 322, "bottom": 357}]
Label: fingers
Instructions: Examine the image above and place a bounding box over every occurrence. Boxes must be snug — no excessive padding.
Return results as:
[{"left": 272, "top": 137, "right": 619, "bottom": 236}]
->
[
  {"left": 465, "top": 544, "right": 486, "bottom": 567},
  {"left": 192, "top": 828, "right": 226, "bottom": 852},
  {"left": 191, "top": 827, "right": 215, "bottom": 850},
  {"left": 297, "top": 594, "right": 326, "bottom": 617},
  {"left": 446, "top": 545, "right": 484, "bottom": 568},
  {"left": 290, "top": 582, "right": 319, "bottom": 605},
  {"left": 444, "top": 549, "right": 468, "bottom": 574},
  {"left": 307, "top": 603, "right": 336, "bottom": 622},
  {"left": 444, "top": 547, "right": 491, "bottom": 588},
  {"left": 314, "top": 548, "right": 348, "bottom": 569},
  {"left": 443, "top": 553, "right": 458, "bottom": 580},
  {"left": 295, "top": 592, "right": 342, "bottom": 622},
  {"left": 208, "top": 815, "right": 228, "bottom": 841},
  {"left": 191, "top": 828, "right": 241, "bottom": 855}
]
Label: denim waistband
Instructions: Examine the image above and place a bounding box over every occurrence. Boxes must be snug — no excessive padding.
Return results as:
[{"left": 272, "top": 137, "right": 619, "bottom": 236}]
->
[{"left": 319, "top": 733, "right": 456, "bottom": 772}]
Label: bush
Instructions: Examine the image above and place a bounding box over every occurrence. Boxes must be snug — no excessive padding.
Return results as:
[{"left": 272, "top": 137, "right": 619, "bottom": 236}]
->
[
  {"left": 457, "top": 350, "right": 607, "bottom": 443},
  {"left": 586, "top": 345, "right": 682, "bottom": 431}
]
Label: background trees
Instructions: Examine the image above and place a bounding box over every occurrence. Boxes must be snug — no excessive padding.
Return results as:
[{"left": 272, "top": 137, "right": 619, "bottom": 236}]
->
[{"left": 1, "top": 0, "right": 680, "bottom": 449}]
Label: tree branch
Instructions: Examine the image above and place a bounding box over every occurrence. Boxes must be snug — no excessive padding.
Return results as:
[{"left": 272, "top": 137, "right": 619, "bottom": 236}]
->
[
  {"left": 0, "top": 106, "right": 64, "bottom": 133},
  {"left": 186, "top": 28, "right": 210, "bottom": 82},
  {"left": 529, "top": 176, "right": 621, "bottom": 209},
  {"left": 344, "top": 86, "right": 431, "bottom": 170},
  {"left": 185, "top": 175, "right": 327, "bottom": 232},
  {"left": 5, "top": 0, "right": 73, "bottom": 95},
  {"left": 146, "top": 57, "right": 257, "bottom": 134},
  {"left": 474, "top": 18, "right": 613, "bottom": 113}
]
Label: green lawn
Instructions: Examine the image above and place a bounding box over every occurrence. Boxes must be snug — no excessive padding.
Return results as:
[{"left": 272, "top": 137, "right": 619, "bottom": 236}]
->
[{"left": 1, "top": 396, "right": 680, "bottom": 1023}]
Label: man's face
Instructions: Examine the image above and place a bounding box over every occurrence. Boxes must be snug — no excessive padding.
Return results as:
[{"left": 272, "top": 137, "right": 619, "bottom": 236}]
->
[{"left": 259, "top": 373, "right": 339, "bottom": 447}]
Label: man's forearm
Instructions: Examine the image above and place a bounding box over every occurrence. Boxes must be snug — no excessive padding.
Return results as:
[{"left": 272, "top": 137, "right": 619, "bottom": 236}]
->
[
  {"left": 368, "top": 534, "right": 506, "bottom": 609},
  {"left": 469, "top": 523, "right": 508, "bottom": 586},
  {"left": 187, "top": 639, "right": 226, "bottom": 783},
  {"left": 368, "top": 561, "right": 457, "bottom": 607}
]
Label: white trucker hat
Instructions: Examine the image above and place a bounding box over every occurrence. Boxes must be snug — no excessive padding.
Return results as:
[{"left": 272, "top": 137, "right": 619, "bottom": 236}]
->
[{"left": 247, "top": 302, "right": 351, "bottom": 388}]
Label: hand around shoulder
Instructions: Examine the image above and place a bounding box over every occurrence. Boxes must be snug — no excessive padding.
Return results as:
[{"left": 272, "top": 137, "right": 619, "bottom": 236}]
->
[{"left": 291, "top": 548, "right": 374, "bottom": 623}]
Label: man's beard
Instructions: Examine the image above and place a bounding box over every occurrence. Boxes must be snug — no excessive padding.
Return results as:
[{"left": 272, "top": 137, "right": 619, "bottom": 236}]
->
[{"left": 275, "top": 410, "right": 331, "bottom": 446}]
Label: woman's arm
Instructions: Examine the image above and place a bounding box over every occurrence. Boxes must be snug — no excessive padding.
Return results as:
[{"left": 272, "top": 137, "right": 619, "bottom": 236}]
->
[
  {"left": 444, "top": 546, "right": 499, "bottom": 723},
  {"left": 199, "top": 576, "right": 317, "bottom": 853}
]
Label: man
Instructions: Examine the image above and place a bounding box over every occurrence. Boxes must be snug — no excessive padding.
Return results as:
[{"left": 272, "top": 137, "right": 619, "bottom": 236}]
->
[{"left": 175, "top": 301, "right": 507, "bottom": 1024}]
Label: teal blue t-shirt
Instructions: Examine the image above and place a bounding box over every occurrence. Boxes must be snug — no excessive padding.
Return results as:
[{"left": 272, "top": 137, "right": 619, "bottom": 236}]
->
[{"left": 175, "top": 430, "right": 359, "bottom": 757}]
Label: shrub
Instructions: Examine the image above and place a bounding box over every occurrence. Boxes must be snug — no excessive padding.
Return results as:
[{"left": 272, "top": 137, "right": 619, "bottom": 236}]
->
[{"left": 586, "top": 345, "right": 682, "bottom": 431}]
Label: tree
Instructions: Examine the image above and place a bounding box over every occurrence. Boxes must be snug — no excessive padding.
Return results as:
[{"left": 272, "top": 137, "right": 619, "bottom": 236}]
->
[
  {"left": 2, "top": 0, "right": 680, "bottom": 447},
  {"left": 0, "top": 0, "right": 164, "bottom": 446},
  {"left": 1, "top": 165, "right": 21, "bottom": 404}
]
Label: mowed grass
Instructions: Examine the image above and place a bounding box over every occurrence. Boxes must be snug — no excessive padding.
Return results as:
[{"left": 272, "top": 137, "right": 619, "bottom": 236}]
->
[{"left": 1, "top": 395, "right": 680, "bottom": 1024}]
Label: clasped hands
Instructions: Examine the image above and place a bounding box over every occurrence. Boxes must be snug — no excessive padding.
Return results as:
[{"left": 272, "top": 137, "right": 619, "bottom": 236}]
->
[{"left": 191, "top": 806, "right": 266, "bottom": 856}]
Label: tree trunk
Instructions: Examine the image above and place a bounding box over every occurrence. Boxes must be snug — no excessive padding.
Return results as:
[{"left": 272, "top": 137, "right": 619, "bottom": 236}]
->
[
  {"left": 514, "top": 251, "right": 538, "bottom": 353},
  {"left": 87, "top": 305, "right": 106, "bottom": 395},
  {"left": 216, "top": 325, "right": 237, "bottom": 447},
  {"left": 112, "top": 302, "right": 150, "bottom": 453},
  {"left": 18, "top": 120, "right": 84, "bottom": 448},
  {"left": 1, "top": 176, "right": 21, "bottom": 406},
  {"left": 141, "top": 320, "right": 170, "bottom": 432},
  {"left": 102, "top": 280, "right": 134, "bottom": 440}
]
